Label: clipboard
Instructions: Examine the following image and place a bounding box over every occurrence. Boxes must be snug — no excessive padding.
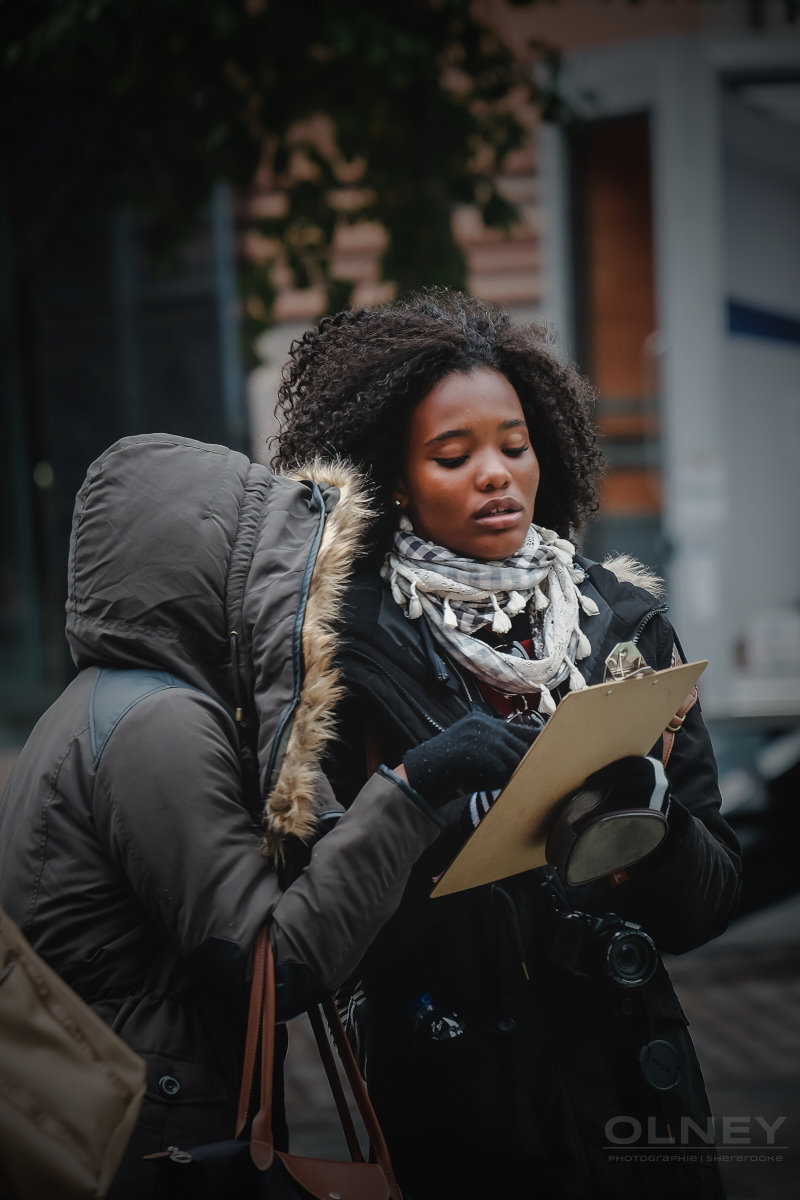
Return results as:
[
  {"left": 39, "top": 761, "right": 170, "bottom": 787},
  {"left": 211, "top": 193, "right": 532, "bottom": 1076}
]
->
[{"left": 430, "top": 658, "right": 706, "bottom": 898}]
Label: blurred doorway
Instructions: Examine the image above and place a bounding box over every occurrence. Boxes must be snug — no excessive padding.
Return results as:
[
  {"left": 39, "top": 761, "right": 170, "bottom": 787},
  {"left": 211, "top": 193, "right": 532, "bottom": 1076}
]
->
[{"left": 567, "top": 113, "right": 665, "bottom": 575}]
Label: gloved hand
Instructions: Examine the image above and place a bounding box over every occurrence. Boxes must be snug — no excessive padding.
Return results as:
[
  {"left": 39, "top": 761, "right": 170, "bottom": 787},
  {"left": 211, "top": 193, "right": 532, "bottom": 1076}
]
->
[
  {"left": 403, "top": 712, "right": 538, "bottom": 807},
  {"left": 578, "top": 755, "right": 669, "bottom": 815},
  {"left": 546, "top": 755, "right": 670, "bottom": 886}
]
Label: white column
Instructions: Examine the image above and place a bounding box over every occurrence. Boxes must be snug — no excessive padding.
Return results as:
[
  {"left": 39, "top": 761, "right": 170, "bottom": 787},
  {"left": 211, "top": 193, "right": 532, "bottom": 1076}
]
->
[
  {"left": 650, "top": 39, "right": 730, "bottom": 715},
  {"left": 536, "top": 121, "right": 576, "bottom": 362}
]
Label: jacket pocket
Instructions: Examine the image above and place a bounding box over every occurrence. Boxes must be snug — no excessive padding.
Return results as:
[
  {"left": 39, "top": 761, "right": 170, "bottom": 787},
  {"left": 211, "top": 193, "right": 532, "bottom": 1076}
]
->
[{"left": 138, "top": 1052, "right": 233, "bottom": 1146}]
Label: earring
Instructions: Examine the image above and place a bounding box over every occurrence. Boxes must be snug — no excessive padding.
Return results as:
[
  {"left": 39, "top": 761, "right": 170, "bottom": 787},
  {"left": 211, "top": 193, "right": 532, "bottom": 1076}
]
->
[{"left": 393, "top": 498, "right": 402, "bottom": 508}]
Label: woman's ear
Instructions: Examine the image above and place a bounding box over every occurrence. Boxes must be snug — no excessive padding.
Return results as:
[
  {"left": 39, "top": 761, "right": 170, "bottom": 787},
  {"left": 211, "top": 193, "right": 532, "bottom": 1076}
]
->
[{"left": 392, "top": 479, "right": 408, "bottom": 510}]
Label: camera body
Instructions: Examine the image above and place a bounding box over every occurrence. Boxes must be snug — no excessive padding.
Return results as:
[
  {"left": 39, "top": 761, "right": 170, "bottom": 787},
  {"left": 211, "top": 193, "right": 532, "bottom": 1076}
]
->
[{"left": 550, "top": 909, "right": 658, "bottom": 988}]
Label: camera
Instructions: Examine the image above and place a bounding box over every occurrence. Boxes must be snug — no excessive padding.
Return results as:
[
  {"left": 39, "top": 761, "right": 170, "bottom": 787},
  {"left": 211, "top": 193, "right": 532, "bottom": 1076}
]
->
[{"left": 550, "top": 909, "right": 658, "bottom": 989}]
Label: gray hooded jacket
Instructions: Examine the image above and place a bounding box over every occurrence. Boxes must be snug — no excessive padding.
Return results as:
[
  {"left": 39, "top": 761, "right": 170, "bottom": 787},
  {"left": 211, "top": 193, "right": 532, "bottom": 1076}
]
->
[{"left": 0, "top": 434, "right": 440, "bottom": 1192}]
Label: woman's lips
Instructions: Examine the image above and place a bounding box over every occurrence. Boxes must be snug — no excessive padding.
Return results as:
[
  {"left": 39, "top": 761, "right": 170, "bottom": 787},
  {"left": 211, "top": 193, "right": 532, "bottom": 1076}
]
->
[
  {"left": 474, "top": 511, "right": 524, "bottom": 531},
  {"left": 473, "top": 499, "right": 523, "bottom": 530}
]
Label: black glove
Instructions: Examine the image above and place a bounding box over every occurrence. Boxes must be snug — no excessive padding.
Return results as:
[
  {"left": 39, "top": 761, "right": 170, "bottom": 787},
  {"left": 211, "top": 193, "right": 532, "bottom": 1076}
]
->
[
  {"left": 403, "top": 711, "right": 538, "bottom": 807},
  {"left": 578, "top": 755, "right": 669, "bottom": 815},
  {"left": 546, "top": 756, "right": 670, "bottom": 886}
]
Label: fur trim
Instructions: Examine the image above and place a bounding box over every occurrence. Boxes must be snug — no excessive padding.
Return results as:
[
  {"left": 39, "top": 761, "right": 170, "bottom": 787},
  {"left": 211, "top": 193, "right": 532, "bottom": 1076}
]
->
[
  {"left": 602, "top": 553, "right": 666, "bottom": 601},
  {"left": 263, "top": 459, "right": 374, "bottom": 854}
]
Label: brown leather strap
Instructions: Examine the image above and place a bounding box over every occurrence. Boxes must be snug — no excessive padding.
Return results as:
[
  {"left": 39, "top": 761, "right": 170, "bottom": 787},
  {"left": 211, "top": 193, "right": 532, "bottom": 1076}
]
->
[
  {"left": 249, "top": 929, "right": 276, "bottom": 1159},
  {"left": 235, "top": 925, "right": 268, "bottom": 1138},
  {"left": 307, "top": 1004, "right": 365, "bottom": 1162},
  {"left": 234, "top": 928, "right": 402, "bottom": 1197},
  {"left": 322, "top": 995, "right": 402, "bottom": 1196},
  {"left": 661, "top": 646, "right": 699, "bottom": 768}
]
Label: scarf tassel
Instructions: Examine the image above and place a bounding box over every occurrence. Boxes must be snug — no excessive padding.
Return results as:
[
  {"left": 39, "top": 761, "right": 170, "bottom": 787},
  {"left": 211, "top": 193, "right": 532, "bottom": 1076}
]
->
[
  {"left": 408, "top": 581, "right": 423, "bottom": 620},
  {"left": 551, "top": 543, "right": 574, "bottom": 568},
  {"left": 490, "top": 594, "right": 513, "bottom": 635},
  {"left": 576, "top": 628, "right": 592, "bottom": 660},
  {"left": 580, "top": 594, "right": 599, "bottom": 617},
  {"left": 537, "top": 684, "right": 557, "bottom": 716},
  {"left": 443, "top": 596, "right": 459, "bottom": 629},
  {"left": 533, "top": 583, "right": 548, "bottom": 611},
  {"left": 568, "top": 661, "right": 587, "bottom": 691},
  {"left": 506, "top": 590, "right": 528, "bottom": 617},
  {"left": 387, "top": 568, "right": 407, "bottom": 611}
]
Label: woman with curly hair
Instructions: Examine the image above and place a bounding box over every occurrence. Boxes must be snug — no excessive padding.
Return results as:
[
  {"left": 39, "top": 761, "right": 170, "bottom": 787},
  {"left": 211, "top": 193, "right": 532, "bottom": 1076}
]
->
[{"left": 275, "top": 289, "right": 739, "bottom": 1200}]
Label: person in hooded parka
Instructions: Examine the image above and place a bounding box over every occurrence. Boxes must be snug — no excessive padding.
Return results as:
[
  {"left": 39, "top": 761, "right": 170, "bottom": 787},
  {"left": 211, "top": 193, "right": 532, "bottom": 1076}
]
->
[{"left": 0, "top": 433, "right": 533, "bottom": 1197}]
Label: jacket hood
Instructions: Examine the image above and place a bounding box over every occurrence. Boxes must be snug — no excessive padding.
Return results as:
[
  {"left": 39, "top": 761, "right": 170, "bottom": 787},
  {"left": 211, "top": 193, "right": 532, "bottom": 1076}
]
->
[
  {"left": 66, "top": 433, "right": 372, "bottom": 847},
  {"left": 601, "top": 553, "right": 666, "bottom": 601}
]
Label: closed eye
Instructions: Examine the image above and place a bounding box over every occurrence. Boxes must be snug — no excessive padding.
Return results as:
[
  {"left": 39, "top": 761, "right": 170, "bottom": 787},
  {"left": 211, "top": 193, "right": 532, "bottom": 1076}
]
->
[
  {"left": 434, "top": 456, "right": 468, "bottom": 469},
  {"left": 504, "top": 445, "right": 529, "bottom": 458}
]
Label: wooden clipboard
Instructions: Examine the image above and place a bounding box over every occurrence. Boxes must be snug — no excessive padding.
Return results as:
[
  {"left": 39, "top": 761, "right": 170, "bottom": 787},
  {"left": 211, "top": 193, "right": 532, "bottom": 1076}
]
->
[{"left": 430, "top": 659, "right": 706, "bottom": 898}]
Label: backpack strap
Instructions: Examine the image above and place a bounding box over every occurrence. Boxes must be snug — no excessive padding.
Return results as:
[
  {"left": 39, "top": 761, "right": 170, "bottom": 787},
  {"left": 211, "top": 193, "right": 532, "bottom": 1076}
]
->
[{"left": 89, "top": 668, "right": 201, "bottom": 768}]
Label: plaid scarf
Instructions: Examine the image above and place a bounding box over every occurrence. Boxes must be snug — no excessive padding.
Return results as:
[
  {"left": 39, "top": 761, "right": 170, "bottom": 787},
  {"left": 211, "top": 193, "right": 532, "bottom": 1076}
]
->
[{"left": 382, "top": 520, "right": 599, "bottom": 714}]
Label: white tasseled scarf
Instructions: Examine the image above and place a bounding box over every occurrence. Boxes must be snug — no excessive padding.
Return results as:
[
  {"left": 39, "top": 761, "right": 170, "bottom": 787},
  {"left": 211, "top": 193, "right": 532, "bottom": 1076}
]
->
[{"left": 382, "top": 519, "right": 599, "bottom": 714}]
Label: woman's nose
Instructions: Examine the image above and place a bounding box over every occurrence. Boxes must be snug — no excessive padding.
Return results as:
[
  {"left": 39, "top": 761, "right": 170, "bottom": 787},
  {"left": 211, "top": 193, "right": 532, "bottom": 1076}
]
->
[{"left": 475, "top": 453, "right": 510, "bottom": 491}]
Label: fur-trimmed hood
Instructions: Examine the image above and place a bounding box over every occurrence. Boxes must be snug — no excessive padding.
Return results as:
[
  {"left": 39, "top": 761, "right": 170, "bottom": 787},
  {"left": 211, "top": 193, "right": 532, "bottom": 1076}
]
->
[
  {"left": 263, "top": 456, "right": 374, "bottom": 848},
  {"left": 66, "top": 434, "right": 373, "bottom": 852},
  {"left": 601, "top": 553, "right": 666, "bottom": 602}
]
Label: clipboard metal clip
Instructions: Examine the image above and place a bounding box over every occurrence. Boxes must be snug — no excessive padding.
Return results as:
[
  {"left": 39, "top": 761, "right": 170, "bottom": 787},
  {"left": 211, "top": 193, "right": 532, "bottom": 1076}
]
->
[{"left": 604, "top": 641, "right": 654, "bottom": 682}]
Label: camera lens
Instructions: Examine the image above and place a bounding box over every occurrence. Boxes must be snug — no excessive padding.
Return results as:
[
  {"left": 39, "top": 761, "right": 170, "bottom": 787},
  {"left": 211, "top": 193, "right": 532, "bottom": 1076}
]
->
[{"left": 603, "top": 928, "right": 657, "bottom": 988}]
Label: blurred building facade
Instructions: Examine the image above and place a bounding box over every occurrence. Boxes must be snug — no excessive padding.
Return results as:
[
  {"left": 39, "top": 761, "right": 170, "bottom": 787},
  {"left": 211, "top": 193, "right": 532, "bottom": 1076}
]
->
[
  {"left": 541, "top": 28, "right": 800, "bottom": 722},
  {"left": 2, "top": 2, "right": 798, "bottom": 805},
  {"left": 1, "top": 185, "right": 248, "bottom": 738}
]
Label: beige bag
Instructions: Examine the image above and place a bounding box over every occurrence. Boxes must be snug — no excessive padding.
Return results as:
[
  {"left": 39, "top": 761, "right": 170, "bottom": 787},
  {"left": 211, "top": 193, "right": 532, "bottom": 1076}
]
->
[{"left": 0, "top": 905, "right": 146, "bottom": 1200}]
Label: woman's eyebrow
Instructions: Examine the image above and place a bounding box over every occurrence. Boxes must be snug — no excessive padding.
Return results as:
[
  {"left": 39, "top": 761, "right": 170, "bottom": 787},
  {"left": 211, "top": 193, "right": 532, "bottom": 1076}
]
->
[
  {"left": 425, "top": 427, "right": 470, "bottom": 446},
  {"left": 424, "top": 418, "right": 526, "bottom": 447}
]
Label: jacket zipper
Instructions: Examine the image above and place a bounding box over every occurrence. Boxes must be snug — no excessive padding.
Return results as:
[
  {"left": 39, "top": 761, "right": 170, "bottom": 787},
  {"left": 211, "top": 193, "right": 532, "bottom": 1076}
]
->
[
  {"left": 264, "top": 481, "right": 328, "bottom": 789},
  {"left": 418, "top": 618, "right": 484, "bottom": 710},
  {"left": 346, "top": 648, "right": 447, "bottom": 735},
  {"left": 449, "top": 659, "right": 486, "bottom": 709},
  {"left": 631, "top": 604, "right": 669, "bottom": 647}
]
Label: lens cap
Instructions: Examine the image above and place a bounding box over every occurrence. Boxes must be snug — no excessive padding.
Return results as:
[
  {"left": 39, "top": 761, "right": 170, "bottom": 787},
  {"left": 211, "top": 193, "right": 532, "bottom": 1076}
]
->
[{"left": 638, "top": 1039, "right": 681, "bottom": 1091}]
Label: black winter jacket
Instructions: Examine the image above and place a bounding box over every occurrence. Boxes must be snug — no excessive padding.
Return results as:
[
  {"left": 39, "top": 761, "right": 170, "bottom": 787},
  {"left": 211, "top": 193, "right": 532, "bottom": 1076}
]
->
[{"left": 328, "top": 558, "right": 741, "bottom": 1200}]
